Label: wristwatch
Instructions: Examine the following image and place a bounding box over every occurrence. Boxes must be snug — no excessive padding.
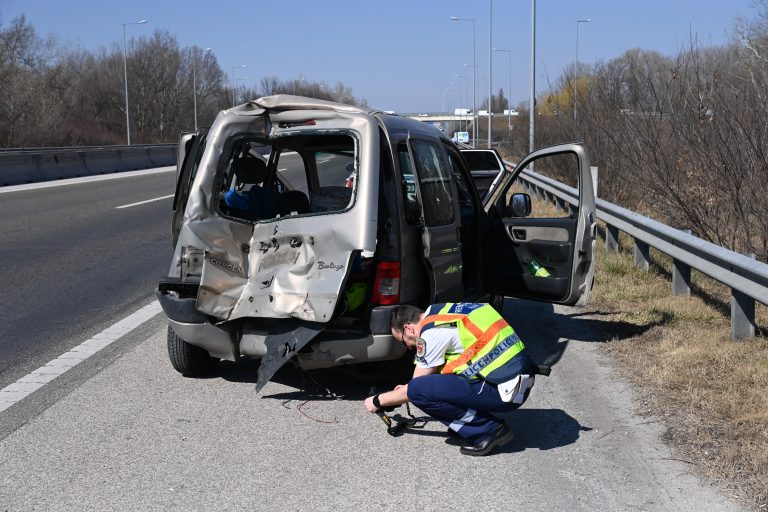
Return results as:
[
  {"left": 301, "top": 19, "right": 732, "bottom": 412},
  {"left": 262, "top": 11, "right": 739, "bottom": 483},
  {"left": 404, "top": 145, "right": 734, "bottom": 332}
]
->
[{"left": 372, "top": 394, "right": 382, "bottom": 408}]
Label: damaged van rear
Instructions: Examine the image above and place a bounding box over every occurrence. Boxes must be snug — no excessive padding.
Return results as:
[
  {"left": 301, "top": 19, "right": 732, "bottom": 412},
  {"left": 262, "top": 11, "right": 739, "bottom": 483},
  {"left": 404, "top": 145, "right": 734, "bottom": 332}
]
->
[{"left": 158, "top": 95, "right": 597, "bottom": 391}]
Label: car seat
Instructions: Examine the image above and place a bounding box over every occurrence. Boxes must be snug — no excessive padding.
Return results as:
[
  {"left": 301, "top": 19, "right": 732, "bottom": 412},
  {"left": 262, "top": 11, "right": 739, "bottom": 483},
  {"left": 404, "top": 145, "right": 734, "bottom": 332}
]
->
[{"left": 279, "top": 190, "right": 310, "bottom": 216}]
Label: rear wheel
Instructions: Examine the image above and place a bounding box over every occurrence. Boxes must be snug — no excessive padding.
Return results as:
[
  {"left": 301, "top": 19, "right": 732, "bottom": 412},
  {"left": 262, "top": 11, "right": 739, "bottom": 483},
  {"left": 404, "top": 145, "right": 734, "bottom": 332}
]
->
[
  {"left": 167, "top": 325, "right": 219, "bottom": 376},
  {"left": 489, "top": 294, "right": 506, "bottom": 315}
]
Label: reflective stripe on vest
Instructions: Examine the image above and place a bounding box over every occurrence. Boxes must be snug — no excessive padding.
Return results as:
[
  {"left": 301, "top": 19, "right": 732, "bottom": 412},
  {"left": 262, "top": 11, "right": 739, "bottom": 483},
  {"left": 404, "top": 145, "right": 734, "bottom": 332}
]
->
[{"left": 418, "top": 303, "right": 526, "bottom": 380}]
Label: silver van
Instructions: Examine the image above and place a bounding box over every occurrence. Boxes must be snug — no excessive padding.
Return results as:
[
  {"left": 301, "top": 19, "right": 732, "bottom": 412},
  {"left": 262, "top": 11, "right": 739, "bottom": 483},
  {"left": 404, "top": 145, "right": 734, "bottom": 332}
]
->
[{"left": 158, "top": 95, "right": 596, "bottom": 390}]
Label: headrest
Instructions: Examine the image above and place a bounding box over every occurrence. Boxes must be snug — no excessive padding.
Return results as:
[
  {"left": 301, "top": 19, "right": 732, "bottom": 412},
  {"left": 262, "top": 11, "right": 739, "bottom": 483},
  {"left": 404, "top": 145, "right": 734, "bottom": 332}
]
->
[{"left": 234, "top": 156, "right": 268, "bottom": 184}]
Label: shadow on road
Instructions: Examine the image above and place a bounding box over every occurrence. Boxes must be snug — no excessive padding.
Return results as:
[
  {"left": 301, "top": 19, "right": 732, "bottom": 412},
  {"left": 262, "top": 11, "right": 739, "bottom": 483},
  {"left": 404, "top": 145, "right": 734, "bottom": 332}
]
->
[
  {"left": 503, "top": 298, "right": 656, "bottom": 369},
  {"left": 214, "top": 353, "right": 414, "bottom": 402},
  {"left": 496, "top": 408, "right": 592, "bottom": 454},
  {"left": 200, "top": 298, "right": 627, "bottom": 453},
  {"left": 372, "top": 408, "right": 590, "bottom": 454}
]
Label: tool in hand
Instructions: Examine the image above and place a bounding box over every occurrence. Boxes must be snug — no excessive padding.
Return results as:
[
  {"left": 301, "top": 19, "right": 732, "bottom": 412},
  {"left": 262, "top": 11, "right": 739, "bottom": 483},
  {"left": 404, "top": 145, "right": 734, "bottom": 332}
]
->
[{"left": 375, "top": 402, "right": 424, "bottom": 437}]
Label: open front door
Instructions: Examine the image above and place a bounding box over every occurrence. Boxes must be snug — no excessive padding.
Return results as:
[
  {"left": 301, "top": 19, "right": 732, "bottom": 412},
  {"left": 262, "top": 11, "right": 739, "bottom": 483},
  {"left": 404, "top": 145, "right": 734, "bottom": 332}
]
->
[{"left": 482, "top": 143, "right": 596, "bottom": 306}]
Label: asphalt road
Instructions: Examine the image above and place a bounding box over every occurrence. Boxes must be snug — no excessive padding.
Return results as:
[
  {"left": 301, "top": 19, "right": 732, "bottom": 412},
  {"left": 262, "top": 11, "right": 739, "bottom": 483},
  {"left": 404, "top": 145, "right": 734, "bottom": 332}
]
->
[
  {"left": 0, "top": 168, "right": 746, "bottom": 510},
  {"left": 0, "top": 168, "right": 175, "bottom": 389},
  {"left": 0, "top": 299, "right": 744, "bottom": 511}
]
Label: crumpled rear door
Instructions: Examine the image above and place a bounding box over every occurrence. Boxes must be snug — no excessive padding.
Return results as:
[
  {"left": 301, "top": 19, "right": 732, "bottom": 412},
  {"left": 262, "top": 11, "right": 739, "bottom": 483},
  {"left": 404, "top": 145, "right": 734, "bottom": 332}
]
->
[{"left": 174, "top": 105, "right": 379, "bottom": 323}]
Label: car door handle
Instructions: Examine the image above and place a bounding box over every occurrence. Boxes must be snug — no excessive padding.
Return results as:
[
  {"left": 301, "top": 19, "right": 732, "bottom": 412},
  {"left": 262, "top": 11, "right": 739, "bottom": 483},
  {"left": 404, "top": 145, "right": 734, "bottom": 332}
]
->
[{"left": 512, "top": 229, "right": 527, "bottom": 240}]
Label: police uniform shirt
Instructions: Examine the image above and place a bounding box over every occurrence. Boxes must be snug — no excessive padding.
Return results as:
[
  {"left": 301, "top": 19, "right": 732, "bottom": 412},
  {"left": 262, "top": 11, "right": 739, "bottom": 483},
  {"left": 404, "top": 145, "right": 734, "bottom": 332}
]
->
[{"left": 414, "top": 314, "right": 464, "bottom": 369}]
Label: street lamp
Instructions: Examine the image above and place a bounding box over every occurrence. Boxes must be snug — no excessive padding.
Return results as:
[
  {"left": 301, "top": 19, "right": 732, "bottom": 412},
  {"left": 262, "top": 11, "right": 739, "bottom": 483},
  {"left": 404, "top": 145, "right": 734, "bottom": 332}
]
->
[
  {"left": 193, "top": 47, "right": 212, "bottom": 132},
  {"left": 529, "top": 0, "right": 536, "bottom": 154},
  {"left": 493, "top": 48, "right": 512, "bottom": 133},
  {"left": 231, "top": 64, "right": 246, "bottom": 107},
  {"left": 454, "top": 74, "right": 468, "bottom": 132},
  {"left": 575, "top": 18, "right": 591, "bottom": 120},
  {"left": 448, "top": 81, "right": 456, "bottom": 134},
  {"left": 487, "top": 0, "right": 493, "bottom": 148},
  {"left": 450, "top": 16, "right": 476, "bottom": 147},
  {"left": 576, "top": 18, "right": 592, "bottom": 74},
  {"left": 122, "top": 19, "right": 148, "bottom": 145}
]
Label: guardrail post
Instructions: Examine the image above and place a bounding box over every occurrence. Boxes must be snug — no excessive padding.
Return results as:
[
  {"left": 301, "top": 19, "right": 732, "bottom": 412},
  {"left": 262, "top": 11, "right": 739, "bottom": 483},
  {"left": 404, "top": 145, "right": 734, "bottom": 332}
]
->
[
  {"left": 672, "top": 259, "right": 691, "bottom": 296},
  {"left": 731, "top": 290, "right": 756, "bottom": 340},
  {"left": 605, "top": 225, "right": 619, "bottom": 252},
  {"left": 731, "top": 254, "right": 757, "bottom": 340},
  {"left": 634, "top": 238, "right": 650, "bottom": 271},
  {"left": 672, "top": 229, "right": 692, "bottom": 295}
]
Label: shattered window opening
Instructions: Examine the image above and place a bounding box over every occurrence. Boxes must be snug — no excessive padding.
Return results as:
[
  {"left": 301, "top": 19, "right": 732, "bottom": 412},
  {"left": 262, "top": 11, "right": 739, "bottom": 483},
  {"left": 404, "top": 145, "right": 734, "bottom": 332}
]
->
[{"left": 216, "top": 132, "right": 359, "bottom": 223}]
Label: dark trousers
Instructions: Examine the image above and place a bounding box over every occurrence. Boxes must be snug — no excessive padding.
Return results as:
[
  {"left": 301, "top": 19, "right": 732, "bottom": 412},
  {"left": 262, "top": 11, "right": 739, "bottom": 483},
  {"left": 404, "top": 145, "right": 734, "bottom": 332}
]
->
[{"left": 407, "top": 373, "right": 528, "bottom": 443}]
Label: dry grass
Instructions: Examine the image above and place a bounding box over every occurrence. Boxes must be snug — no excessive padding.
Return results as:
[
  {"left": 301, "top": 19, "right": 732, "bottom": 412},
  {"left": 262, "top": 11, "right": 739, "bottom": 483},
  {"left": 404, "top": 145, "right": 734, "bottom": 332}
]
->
[
  {"left": 513, "top": 173, "right": 768, "bottom": 506},
  {"left": 513, "top": 185, "right": 768, "bottom": 505},
  {"left": 590, "top": 228, "right": 768, "bottom": 508}
]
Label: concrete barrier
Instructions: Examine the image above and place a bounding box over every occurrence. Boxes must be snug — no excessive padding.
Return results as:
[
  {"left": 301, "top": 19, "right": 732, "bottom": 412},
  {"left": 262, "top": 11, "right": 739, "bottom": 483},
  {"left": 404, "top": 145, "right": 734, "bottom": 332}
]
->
[{"left": 0, "top": 144, "right": 176, "bottom": 186}]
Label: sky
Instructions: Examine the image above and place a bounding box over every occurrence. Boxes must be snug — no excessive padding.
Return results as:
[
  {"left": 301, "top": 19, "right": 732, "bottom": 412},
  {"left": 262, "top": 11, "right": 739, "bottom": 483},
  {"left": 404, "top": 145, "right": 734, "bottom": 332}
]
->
[{"left": 0, "top": 0, "right": 759, "bottom": 113}]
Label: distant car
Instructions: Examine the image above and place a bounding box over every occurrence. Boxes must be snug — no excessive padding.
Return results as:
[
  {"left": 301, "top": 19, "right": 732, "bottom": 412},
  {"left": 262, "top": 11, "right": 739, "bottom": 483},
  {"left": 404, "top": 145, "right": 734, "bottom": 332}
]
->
[
  {"left": 159, "top": 94, "right": 596, "bottom": 389},
  {"left": 452, "top": 132, "right": 470, "bottom": 144}
]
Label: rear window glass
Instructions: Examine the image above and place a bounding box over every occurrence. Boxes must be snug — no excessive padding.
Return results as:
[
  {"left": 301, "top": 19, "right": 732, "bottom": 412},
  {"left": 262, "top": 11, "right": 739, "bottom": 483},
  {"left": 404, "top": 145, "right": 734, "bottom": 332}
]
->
[{"left": 462, "top": 151, "right": 503, "bottom": 172}]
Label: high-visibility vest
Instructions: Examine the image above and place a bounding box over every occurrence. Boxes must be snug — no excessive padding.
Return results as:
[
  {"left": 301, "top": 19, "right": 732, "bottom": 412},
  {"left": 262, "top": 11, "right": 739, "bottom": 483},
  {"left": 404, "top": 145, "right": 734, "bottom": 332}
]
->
[{"left": 418, "top": 303, "right": 532, "bottom": 384}]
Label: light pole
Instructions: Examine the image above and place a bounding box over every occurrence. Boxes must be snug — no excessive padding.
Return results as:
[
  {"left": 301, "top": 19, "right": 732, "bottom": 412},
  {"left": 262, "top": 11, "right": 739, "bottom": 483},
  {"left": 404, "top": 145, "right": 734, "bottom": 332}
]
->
[
  {"left": 122, "top": 19, "right": 148, "bottom": 145},
  {"left": 450, "top": 16, "right": 476, "bottom": 147},
  {"left": 449, "top": 81, "right": 456, "bottom": 134},
  {"left": 454, "top": 74, "right": 468, "bottom": 132},
  {"left": 193, "top": 47, "right": 212, "bottom": 132},
  {"left": 493, "top": 48, "right": 512, "bottom": 133},
  {"left": 576, "top": 18, "right": 592, "bottom": 74},
  {"left": 231, "top": 64, "right": 246, "bottom": 107},
  {"left": 487, "top": 0, "right": 493, "bottom": 148},
  {"left": 529, "top": 0, "right": 536, "bottom": 154},
  {"left": 575, "top": 18, "right": 592, "bottom": 120}
]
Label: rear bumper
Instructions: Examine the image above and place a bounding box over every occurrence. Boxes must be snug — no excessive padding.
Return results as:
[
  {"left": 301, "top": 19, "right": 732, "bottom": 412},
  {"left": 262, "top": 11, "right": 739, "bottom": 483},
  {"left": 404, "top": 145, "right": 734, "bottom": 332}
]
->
[{"left": 156, "top": 286, "right": 405, "bottom": 369}]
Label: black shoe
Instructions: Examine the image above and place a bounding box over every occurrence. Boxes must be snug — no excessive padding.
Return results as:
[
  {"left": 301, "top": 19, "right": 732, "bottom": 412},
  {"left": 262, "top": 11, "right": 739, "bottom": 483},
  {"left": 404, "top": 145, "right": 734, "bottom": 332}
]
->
[
  {"left": 444, "top": 428, "right": 464, "bottom": 445},
  {"left": 459, "top": 424, "right": 514, "bottom": 456}
]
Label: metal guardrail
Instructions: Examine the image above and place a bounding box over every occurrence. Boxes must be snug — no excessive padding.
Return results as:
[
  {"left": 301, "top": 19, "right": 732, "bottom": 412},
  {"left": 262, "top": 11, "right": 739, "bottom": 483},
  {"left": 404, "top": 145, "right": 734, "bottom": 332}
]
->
[
  {"left": 0, "top": 144, "right": 176, "bottom": 186},
  {"left": 0, "top": 144, "right": 175, "bottom": 154},
  {"left": 509, "top": 162, "right": 767, "bottom": 340}
]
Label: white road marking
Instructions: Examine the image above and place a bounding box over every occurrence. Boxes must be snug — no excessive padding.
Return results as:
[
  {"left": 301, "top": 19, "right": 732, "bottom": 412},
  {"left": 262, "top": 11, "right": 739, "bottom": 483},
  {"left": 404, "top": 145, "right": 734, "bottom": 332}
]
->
[
  {"left": 0, "top": 166, "right": 175, "bottom": 194},
  {"left": 116, "top": 194, "right": 174, "bottom": 209},
  {"left": 0, "top": 301, "right": 163, "bottom": 414}
]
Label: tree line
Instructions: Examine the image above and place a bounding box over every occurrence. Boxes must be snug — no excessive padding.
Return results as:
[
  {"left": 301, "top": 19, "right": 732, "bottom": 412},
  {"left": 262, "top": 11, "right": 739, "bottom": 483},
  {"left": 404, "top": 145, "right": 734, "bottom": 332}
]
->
[
  {"left": 0, "top": 14, "right": 367, "bottom": 148},
  {"left": 497, "top": 6, "right": 768, "bottom": 259}
]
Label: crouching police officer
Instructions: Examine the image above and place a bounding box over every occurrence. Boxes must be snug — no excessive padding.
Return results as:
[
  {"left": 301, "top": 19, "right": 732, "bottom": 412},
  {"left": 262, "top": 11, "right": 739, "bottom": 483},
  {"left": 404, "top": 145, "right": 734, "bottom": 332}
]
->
[{"left": 364, "top": 303, "right": 536, "bottom": 456}]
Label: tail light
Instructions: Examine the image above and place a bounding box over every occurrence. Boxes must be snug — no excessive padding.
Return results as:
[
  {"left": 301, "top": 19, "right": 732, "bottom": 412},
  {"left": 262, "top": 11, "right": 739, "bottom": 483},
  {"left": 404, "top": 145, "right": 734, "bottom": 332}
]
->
[{"left": 372, "top": 261, "right": 400, "bottom": 305}]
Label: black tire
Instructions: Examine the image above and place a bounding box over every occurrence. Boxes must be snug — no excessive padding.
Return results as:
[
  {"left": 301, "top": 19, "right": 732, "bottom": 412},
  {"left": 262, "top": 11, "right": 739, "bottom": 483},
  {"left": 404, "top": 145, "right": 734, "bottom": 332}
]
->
[
  {"left": 166, "top": 325, "right": 219, "bottom": 376},
  {"left": 490, "top": 294, "right": 506, "bottom": 315}
]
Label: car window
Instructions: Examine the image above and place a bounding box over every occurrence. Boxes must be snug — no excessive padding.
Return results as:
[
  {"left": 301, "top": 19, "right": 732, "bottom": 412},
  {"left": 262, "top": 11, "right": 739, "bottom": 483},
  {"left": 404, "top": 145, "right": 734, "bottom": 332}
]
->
[
  {"left": 462, "top": 150, "right": 503, "bottom": 172},
  {"left": 316, "top": 150, "right": 354, "bottom": 188},
  {"left": 505, "top": 153, "right": 579, "bottom": 219},
  {"left": 446, "top": 149, "right": 474, "bottom": 209},
  {"left": 410, "top": 140, "right": 454, "bottom": 226},
  {"left": 218, "top": 134, "right": 356, "bottom": 222},
  {"left": 397, "top": 143, "right": 421, "bottom": 225}
]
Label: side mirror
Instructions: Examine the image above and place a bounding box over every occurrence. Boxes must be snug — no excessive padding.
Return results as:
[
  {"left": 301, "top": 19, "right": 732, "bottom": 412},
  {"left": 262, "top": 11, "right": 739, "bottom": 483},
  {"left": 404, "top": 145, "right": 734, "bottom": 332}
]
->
[{"left": 506, "top": 193, "right": 531, "bottom": 217}]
